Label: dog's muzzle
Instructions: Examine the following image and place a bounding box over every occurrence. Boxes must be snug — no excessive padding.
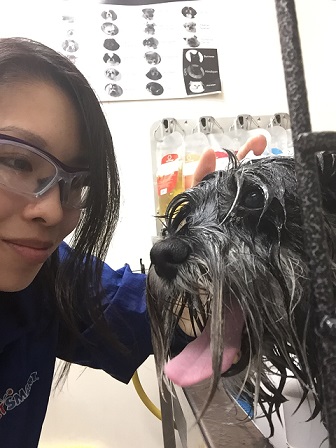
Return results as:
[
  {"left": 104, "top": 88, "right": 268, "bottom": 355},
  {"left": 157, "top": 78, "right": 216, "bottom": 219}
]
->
[{"left": 150, "top": 238, "right": 191, "bottom": 280}]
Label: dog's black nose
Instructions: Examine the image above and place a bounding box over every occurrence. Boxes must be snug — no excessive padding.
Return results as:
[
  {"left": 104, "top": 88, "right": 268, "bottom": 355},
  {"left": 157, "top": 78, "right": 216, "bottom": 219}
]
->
[{"left": 150, "top": 238, "right": 190, "bottom": 280}]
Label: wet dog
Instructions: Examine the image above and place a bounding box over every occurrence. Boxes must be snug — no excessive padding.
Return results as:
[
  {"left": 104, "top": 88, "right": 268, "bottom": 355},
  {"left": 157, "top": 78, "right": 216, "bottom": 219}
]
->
[{"left": 147, "top": 153, "right": 336, "bottom": 433}]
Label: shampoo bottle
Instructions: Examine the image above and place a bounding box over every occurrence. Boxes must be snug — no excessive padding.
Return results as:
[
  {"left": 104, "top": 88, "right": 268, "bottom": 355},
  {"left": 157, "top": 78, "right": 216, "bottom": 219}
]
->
[
  {"left": 156, "top": 131, "right": 184, "bottom": 215},
  {"left": 183, "top": 132, "right": 209, "bottom": 190}
]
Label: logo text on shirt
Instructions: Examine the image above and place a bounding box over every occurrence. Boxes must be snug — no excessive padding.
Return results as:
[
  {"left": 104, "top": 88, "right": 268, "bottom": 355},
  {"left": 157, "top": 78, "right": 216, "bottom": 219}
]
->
[{"left": 0, "top": 372, "right": 39, "bottom": 419}]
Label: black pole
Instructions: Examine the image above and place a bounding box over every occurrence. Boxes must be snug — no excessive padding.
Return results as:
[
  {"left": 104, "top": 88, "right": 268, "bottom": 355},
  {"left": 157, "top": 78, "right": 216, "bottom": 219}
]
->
[{"left": 274, "top": 0, "right": 336, "bottom": 444}]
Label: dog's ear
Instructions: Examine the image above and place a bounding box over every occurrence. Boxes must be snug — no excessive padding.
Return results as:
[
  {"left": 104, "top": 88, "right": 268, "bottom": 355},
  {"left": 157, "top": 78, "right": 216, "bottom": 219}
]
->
[{"left": 317, "top": 152, "right": 336, "bottom": 213}]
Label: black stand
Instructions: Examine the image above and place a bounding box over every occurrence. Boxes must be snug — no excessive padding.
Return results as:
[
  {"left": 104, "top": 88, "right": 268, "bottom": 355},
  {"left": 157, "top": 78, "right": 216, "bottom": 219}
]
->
[{"left": 275, "top": 1, "right": 336, "bottom": 445}]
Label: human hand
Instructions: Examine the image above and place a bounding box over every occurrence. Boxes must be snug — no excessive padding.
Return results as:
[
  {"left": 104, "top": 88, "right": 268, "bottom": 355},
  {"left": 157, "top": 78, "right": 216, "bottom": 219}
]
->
[{"left": 191, "top": 134, "right": 267, "bottom": 187}]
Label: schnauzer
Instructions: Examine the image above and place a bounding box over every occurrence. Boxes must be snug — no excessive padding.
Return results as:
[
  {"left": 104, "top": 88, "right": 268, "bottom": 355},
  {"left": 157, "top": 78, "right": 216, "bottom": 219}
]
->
[{"left": 147, "top": 152, "right": 336, "bottom": 435}]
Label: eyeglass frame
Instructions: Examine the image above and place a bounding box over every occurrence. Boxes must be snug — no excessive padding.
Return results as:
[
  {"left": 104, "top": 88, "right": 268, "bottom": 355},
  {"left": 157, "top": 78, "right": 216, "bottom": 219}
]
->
[{"left": 0, "top": 133, "right": 90, "bottom": 209}]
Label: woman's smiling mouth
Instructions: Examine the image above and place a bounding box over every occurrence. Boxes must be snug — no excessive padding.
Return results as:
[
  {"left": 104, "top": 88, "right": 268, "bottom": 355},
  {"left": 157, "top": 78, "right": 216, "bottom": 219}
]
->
[{"left": 2, "top": 238, "right": 54, "bottom": 264}]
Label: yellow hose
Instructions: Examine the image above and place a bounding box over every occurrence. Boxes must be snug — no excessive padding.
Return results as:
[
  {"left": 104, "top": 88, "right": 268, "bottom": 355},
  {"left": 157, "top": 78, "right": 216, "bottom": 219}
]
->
[{"left": 132, "top": 370, "right": 162, "bottom": 421}]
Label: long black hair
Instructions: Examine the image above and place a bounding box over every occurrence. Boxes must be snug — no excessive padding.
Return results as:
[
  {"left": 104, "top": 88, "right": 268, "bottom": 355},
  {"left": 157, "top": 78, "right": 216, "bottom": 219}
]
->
[{"left": 0, "top": 37, "right": 122, "bottom": 380}]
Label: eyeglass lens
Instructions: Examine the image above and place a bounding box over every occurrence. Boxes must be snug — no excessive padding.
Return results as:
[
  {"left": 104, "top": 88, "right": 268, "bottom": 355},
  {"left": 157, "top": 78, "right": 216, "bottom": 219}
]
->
[{"left": 0, "top": 140, "right": 89, "bottom": 208}]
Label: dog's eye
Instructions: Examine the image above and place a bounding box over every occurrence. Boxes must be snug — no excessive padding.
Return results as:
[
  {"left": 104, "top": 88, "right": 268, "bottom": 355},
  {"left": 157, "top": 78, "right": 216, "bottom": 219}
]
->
[{"left": 241, "top": 188, "right": 264, "bottom": 209}]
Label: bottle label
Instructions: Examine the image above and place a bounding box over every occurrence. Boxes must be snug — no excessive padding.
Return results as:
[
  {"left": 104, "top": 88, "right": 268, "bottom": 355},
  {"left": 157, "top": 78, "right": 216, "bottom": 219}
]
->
[
  {"left": 157, "top": 172, "right": 178, "bottom": 196},
  {"left": 157, "top": 153, "right": 179, "bottom": 196},
  {"left": 161, "top": 153, "right": 178, "bottom": 165}
]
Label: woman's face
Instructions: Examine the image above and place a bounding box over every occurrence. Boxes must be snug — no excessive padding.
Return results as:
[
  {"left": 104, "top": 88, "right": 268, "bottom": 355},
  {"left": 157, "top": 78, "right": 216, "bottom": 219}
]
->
[{"left": 0, "top": 80, "right": 82, "bottom": 292}]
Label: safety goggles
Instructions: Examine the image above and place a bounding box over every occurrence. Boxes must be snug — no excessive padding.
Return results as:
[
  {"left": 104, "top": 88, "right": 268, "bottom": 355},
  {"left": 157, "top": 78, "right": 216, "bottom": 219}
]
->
[{"left": 0, "top": 133, "right": 90, "bottom": 209}]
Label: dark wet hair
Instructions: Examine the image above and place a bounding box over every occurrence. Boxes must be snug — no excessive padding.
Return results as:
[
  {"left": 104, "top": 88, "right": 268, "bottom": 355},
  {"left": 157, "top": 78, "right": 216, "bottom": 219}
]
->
[{"left": 0, "top": 37, "right": 122, "bottom": 378}]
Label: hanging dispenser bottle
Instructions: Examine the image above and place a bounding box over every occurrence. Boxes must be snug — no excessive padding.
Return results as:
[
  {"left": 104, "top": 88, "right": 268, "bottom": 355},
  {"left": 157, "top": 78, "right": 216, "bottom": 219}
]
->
[
  {"left": 183, "top": 132, "right": 209, "bottom": 190},
  {"left": 207, "top": 132, "right": 235, "bottom": 171},
  {"left": 199, "top": 116, "right": 234, "bottom": 172},
  {"left": 268, "top": 113, "right": 291, "bottom": 156},
  {"left": 156, "top": 131, "right": 184, "bottom": 215}
]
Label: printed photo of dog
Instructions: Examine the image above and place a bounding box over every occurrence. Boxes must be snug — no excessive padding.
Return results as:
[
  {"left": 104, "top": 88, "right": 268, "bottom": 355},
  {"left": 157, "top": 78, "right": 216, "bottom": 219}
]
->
[
  {"left": 145, "top": 51, "right": 161, "bottom": 65},
  {"left": 101, "top": 22, "right": 119, "bottom": 36},
  {"left": 62, "top": 39, "right": 79, "bottom": 53},
  {"left": 142, "top": 8, "right": 155, "bottom": 20},
  {"left": 186, "top": 64, "right": 205, "bottom": 80},
  {"left": 188, "top": 81, "right": 205, "bottom": 93},
  {"left": 105, "top": 68, "right": 121, "bottom": 82},
  {"left": 101, "top": 9, "right": 117, "bottom": 21},
  {"left": 181, "top": 6, "right": 197, "bottom": 19},
  {"left": 146, "top": 67, "right": 162, "bottom": 81},
  {"left": 184, "top": 35, "right": 200, "bottom": 48},
  {"left": 143, "top": 37, "right": 159, "bottom": 50},
  {"left": 103, "top": 52, "right": 121, "bottom": 66},
  {"left": 147, "top": 153, "right": 336, "bottom": 436},
  {"left": 146, "top": 82, "right": 164, "bottom": 96},
  {"left": 145, "top": 22, "right": 156, "bottom": 35},
  {"left": 105, "top": 83, "right": 123, "bottom": 97},
  {"left": 184, "top": 22, "right": 197, "bottom": 33},
  {"left": 103, "top": 39, "right": 120, "bottom": 52},
  {"left": 185, "top": 50, "right": 203, "bottom": 64}
]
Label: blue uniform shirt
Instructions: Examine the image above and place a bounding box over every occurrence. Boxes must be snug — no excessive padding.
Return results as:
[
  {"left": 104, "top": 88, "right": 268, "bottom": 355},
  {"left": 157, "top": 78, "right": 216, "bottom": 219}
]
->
[{"left": 0, "top": 242, "right": 153, "bottom": 447}]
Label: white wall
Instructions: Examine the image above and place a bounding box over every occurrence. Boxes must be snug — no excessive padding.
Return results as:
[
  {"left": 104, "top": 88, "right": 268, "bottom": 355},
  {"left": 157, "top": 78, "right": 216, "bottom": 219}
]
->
[
  {"left": 103, "top": 0, "right": 336, "bottom": 273},
  {"left": 39, "top": 357, "right": 176, "bottom": 448},
  {"left": 1, "top": 0, "right": 335, "bottom": 446},
  {"left": 103, "top": 0, "right": 289, "bottom": 272}
]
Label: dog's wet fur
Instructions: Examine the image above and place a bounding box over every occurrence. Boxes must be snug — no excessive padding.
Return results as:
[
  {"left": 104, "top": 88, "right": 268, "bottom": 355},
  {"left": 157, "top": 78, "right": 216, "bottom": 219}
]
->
[{"left": 147, "top": 152, "right": 336, "bottom": 435}]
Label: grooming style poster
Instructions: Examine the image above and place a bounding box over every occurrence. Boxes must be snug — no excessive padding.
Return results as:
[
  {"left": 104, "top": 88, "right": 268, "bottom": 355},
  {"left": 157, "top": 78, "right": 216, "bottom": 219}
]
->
[{"left": 57, "top": 0, "right": 221, "bottom": 101}]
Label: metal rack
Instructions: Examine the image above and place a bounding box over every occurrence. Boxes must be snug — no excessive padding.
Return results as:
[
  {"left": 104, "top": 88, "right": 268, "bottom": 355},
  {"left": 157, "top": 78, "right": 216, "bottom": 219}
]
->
[{"left": 275, "top": 1, "right": 336, "bottom": 445}]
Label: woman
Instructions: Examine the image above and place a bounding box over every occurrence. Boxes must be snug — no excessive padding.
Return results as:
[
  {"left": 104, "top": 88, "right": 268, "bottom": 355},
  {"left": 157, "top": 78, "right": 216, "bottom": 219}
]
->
[{"left": 0, "top": 37, "right": 266, "bottom": 446}]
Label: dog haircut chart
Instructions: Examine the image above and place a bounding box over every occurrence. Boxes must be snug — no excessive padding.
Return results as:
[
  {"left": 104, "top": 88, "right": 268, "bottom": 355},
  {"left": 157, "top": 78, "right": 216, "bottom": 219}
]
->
[
  {"left": 59, "top": 0, "right": 221, "bottom": 101},
  {"left": 0, "top": 0, "right": 221, "bottom": 102}
]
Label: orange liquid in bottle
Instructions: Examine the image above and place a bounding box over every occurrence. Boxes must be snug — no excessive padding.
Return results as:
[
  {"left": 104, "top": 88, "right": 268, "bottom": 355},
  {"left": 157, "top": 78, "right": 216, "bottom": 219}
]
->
[
  {"left": 155, "top": 132, "right": 185, "bottom": 216},
  {"left": 157, "top": 167, "right": 184, "bottom": 215},
  {"left": 183, "top": 152, "right": 201, "bottom": 190}
]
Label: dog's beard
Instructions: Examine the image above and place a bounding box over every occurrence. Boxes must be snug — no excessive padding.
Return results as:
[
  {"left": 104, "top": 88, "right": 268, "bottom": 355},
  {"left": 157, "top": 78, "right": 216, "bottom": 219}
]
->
[
  {"left": 147, "top": 231, "right": 318, "bottom": 431},
  {"left": 146, "top": 155, "right": 336, "bottom": 434}
]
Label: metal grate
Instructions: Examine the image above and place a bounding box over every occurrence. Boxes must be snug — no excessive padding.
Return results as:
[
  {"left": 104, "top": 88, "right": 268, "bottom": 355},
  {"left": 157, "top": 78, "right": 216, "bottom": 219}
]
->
[{"left": 275, "top": 0, "right": 336, "bottom": 445}]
